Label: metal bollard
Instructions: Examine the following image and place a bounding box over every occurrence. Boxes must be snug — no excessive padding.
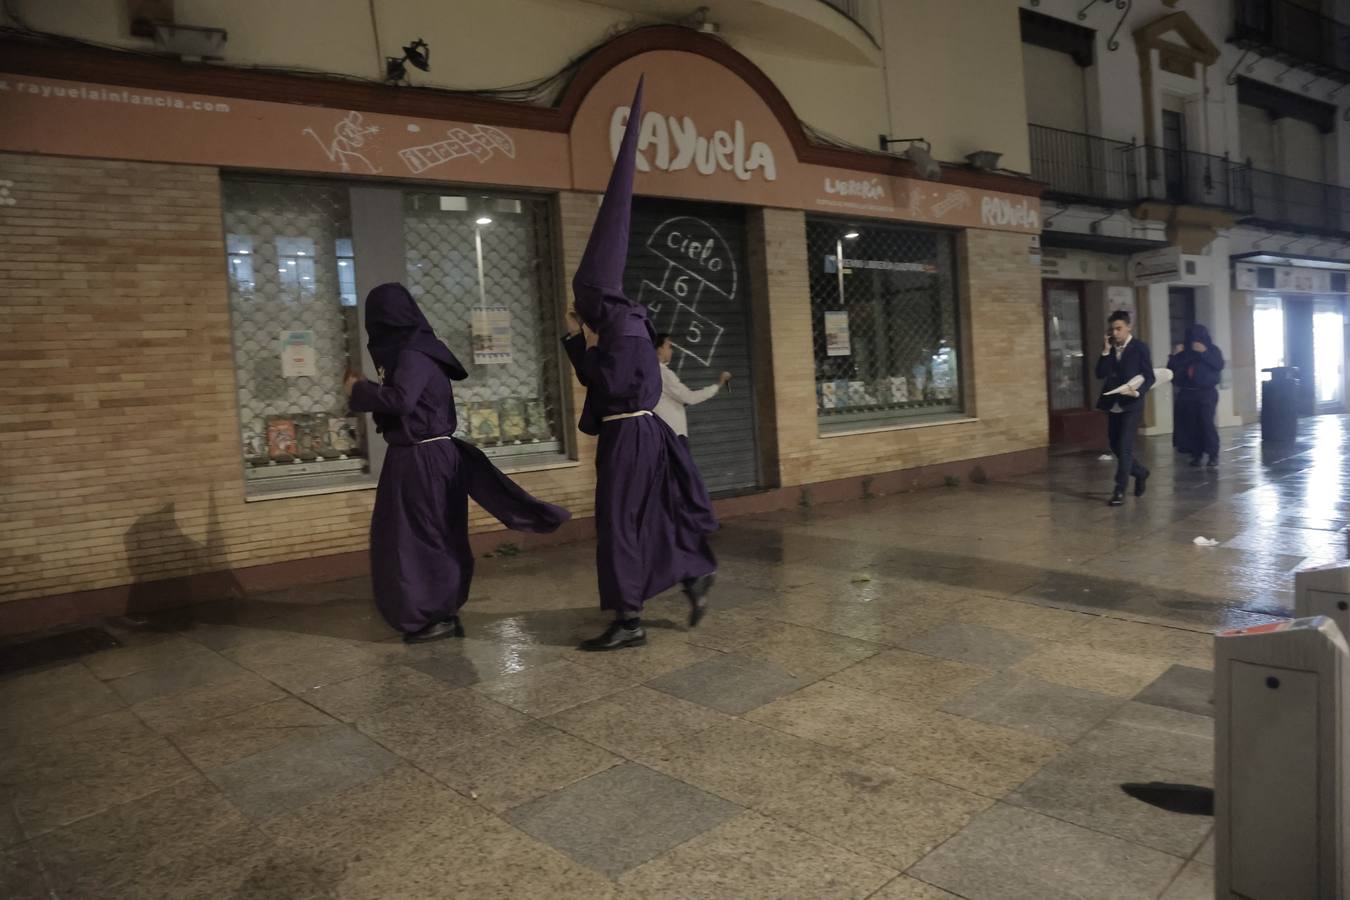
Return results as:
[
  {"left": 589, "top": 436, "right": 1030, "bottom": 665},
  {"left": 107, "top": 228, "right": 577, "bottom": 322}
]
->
[
  {"left": 1296, "top": 561, "right": 1350, "bottom": 640},
  {"left": 1214, "top": 617, "right": 1349, "bottom": 899}
]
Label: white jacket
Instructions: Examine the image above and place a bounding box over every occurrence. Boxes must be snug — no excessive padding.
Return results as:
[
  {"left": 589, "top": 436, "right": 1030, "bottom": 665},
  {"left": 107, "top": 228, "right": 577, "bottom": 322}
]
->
[{"left": 655, "top": 363, "right": 721, "bottom": 437}]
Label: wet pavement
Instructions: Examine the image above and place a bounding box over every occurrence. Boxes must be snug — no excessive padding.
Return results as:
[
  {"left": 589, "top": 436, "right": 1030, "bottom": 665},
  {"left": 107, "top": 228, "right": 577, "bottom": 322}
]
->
[{"left": 2, "top": 417, "right": 1347, "bottom": 899}]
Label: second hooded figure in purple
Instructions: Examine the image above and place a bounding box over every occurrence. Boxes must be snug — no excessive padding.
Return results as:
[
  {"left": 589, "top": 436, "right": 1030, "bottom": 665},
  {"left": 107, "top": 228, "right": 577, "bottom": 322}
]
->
[{"left": 563, "top": 78, "right": 719, "bottom": 651}]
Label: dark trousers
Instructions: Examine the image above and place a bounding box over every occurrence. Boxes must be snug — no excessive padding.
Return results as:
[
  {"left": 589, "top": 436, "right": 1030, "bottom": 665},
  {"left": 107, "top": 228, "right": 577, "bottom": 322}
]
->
[{"left": 1107, "top": 406, "right": 1148, "bottom": 492}]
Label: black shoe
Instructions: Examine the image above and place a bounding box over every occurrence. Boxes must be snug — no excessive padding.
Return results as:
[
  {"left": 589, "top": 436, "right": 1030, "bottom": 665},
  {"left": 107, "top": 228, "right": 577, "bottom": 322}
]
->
[
  {"left": 403, "top": 618, "right": 461, "bottom": 644},
  {"left": 682, "top": 573, "right": 715, "bottom": 629},
  {"left": 1188, "top": 456, "right": 1202, "bottom": 467},
  {"left": 580, "top": 620, "right": 646, "bottom": 652},
  {"left": 1108, "top": 490, "right": 1125, "bottom": 506},
  {"left": 1134, "top": 471, "right": 1149, "bottom": 497},
  {"left": 1206, "top": 456, "right": 1218, "bottom": 468}
]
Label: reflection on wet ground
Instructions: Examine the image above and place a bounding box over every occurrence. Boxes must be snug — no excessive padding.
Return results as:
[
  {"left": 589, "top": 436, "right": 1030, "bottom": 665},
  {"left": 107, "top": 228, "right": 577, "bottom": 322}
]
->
[{"left": 1, "top": 417, "right": 1344, "bottom": 898}]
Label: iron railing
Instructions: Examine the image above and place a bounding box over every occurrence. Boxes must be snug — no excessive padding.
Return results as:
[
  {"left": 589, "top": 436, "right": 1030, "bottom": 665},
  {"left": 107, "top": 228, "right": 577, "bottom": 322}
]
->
[
  {"left": 1138, "top": 145, "right": 1253, "bottom": 212},
  {"left": 1233, "top": 0, "right": 1350, "bottom": 76},
  {"left": 1029, "top": 124, "right": 1139, "bottom": 206},
  {"left": 1243, "top": 166, "right": 1350, "bottom": 234},
  {"left": 1030, "top": 125, "right": 1255, "bottom": 213}
]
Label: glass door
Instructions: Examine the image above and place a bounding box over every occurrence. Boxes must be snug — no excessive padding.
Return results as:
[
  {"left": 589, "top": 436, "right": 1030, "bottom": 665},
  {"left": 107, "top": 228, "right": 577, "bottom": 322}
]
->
[
  {"left": 1312, "top": 298, "right": 1345, "bottom": 412},
  {"left": 1253, "top": 295, "right": 1286, "bottom": 409},
  {"left": 1045, "top": 281, "right": 1088, "bottom": 411}
]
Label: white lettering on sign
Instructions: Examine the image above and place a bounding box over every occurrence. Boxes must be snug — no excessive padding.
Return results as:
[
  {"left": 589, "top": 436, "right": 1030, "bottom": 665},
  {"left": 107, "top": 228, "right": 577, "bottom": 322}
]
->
[
  {"left": 980, "top": 196, "right": 1040, "bottom": 230},
  {"left": 823, "top": 176, "right": 885, "bottom": 201},
  {"left": 610, "top": 106, "right": 777, "bottom": 182}
]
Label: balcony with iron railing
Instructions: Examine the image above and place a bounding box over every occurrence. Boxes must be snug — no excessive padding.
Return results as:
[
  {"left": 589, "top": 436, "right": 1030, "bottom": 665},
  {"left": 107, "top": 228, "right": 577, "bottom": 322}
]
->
[
  {"left": 1028, "top": 124, "right": 1139, "bottom": 206},
  {"left": 1029, "top": 124, "right": 1252, "bottom": 212},
  {"left": 1232, "top": 0, "right": 1350, "bottom": 79},
  {"left": 1243, "top": 167, "right": 1350, "bottom": 234},
  {"left": 1031, "top": 123, "right": 1350, "bottom": 235}
]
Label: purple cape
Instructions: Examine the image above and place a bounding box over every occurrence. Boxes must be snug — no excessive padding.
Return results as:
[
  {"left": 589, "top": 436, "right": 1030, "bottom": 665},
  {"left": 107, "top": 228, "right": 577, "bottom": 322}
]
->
[{"left": 352, "top": 284, "right": 570, "bottom": 634}]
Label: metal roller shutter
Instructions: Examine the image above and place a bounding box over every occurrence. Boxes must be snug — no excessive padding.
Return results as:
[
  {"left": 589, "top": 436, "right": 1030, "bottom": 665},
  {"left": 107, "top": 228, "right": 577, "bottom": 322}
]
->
[{"left": 622, "top": 198, "right": 761, "bottom": 495}]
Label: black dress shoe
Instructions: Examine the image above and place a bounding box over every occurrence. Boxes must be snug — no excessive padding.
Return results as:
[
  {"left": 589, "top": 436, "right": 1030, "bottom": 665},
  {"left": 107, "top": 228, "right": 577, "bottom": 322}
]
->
[
  {"left": 580, "top": 620, "right": 646, "bottom": 651},
  {"left": 1108, "top": 490, "right": 1125, "bottom": 506},
  {"left": 1206, "top": 456, "right": 1218, "bottom": 468},
  {"left": 1134, "top": 471, "right": 1149, "bottom": 497},
  {"left": 404, "top": 618, "right": 461, "bottom": 644},
  {"left": 682, "top": 573, "right": 715, "bottom": 629}
]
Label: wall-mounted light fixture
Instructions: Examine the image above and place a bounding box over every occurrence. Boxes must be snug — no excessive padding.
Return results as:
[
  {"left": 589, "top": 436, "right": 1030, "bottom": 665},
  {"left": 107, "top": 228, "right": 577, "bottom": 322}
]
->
[
  {"left": 879, "top": 136, "right": 941, "bottom": 181},
  {"left": 386, "top": 39, "right": 430, "bottom": 85}
]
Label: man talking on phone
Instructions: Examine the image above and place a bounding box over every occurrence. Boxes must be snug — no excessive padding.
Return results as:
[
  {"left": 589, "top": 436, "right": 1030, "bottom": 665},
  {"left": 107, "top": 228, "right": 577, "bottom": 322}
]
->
[{"left": 1096, "top": 310, "right": 1155, "bottom": 506}]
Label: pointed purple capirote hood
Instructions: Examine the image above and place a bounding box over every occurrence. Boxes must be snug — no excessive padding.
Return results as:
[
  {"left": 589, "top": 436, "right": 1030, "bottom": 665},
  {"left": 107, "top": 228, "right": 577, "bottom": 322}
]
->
[{"left": 571, "top": 77, "right": 653, "bottom": 341}]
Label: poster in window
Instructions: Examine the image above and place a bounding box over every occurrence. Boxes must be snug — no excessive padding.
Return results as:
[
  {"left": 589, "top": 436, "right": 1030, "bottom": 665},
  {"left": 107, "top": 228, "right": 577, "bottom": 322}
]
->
[
  {"left": 280, "top": 330, "right": 318, "bottom": 378},
  {"left": 471, "top": 307, "right": 513, "bottom": 365},
  {"left": 823, "top": 310, "right": 851, "bottom": 357}
]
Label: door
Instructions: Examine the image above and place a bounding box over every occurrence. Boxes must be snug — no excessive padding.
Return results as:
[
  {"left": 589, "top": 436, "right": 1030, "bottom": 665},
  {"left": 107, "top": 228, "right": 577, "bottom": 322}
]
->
[
  {"left": 1286, "top": 299, "right": 1316, "bottom": 416},
  {"left": 1162, "top": 109, "right": 1188, "bottom": 202},
  {"left": 623, "top": 198, "right": 761, "bottom": 495},
  {"left": 1168, "top": 286, "right": 1197, "bottom": 349},
  {"left": 1045, "top": 281, "right": 1089, "bottom": 412},
  {"left": 1312, "top": 298, "right": 1346, "bottom": 412},
  {"left": 1253, "top": 295, "right": 1286, "bottom": 409}
]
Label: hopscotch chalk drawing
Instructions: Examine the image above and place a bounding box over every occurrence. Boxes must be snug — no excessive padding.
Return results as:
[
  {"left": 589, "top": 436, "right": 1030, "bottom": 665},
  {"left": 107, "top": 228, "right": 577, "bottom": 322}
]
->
[
  {"left": 303, "top": 111, "right": 381, "bottom": 173},
  {"left": 638, "top": 216, "right": 735, "bottom": 373},
  {"left": 399, "top": 125, "right": 516, "bottom": 175}
]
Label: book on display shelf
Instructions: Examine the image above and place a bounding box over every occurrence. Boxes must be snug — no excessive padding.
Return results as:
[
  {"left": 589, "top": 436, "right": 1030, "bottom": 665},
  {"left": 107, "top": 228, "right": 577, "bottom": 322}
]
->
[
  {"left": 469, "top": 403, "right": 501, "bottom": 445},
  {"left": 498, "top": 400, "right": 528, "bottom": 444},
  {"left": 266, "top": 416, "right": 298, "bottom": 461}
]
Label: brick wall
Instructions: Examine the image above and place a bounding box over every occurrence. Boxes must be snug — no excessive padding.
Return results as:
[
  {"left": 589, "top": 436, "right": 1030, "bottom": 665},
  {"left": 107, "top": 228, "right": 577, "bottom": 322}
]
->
[
  {"left": 0, "top": 153, "right": 604, "bottom": 605},
  {"left": 0, "top": 153, "right": 1045, "bottom": 614},
  {"left": 756, "top": 208, "right": 1048, "bottom": 487}
]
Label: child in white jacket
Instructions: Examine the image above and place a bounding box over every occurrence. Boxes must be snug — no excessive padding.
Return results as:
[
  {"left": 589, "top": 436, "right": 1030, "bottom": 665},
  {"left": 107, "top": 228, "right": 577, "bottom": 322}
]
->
[{"left": 652, "top": 332, "right": 731, "bottom": 438}]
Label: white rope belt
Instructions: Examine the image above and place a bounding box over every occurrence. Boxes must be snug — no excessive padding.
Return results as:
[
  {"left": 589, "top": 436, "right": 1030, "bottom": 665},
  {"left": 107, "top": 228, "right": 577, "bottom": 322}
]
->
[
  {"left": 416, "top": 435, "right": 454, "bottom": 444},
  {"left": 601, "top": 410, "right": 654, "bottom": 423}
]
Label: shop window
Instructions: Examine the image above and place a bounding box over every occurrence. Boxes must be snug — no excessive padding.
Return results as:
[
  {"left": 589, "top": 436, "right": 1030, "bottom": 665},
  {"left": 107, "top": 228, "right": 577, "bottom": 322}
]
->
[
  {"left": 402, "top": 191, "right": 566, "bottom": 463},
  {"left": 223, "top": 178, "right": 370, "bottom": 496},
  {"left": 806, "top": 217, "right": 962, "bottom": 431}
]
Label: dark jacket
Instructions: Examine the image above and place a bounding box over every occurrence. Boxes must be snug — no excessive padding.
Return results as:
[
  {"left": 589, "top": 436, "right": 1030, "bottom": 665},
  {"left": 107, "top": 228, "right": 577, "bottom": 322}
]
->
[
  {"left": 1167, "top": 323, "right": 1224, "bottom": 391},
  {"left": 1095, "top": 336, "right": 1155, "bottom": 412}
]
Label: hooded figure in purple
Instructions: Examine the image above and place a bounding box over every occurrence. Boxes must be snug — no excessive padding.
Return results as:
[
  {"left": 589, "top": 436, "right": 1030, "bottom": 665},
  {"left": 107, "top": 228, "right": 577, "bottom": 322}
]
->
[
  {"left": 346, "top": 283, "right": 570, "bottom": 643},
  {"left": 563, "top": 78, "right": 719, "bottom": 651},
  {"left": 1168, "top": 322, "right": 1225, "bottom": 468}
]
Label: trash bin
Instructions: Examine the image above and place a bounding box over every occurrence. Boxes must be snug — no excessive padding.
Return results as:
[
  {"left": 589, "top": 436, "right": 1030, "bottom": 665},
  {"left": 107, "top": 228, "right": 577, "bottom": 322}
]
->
[{"left": 1260, "top": 366, "right": 1300, "bottom": 443}]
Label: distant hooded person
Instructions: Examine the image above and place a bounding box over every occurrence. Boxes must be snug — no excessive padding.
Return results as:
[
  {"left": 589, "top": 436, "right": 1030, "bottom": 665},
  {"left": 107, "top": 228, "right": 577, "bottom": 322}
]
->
[
  {"left": 345, "top": 283, "right": 569, "bottom": 643},
  {"left": 561, "top": 78, "right": 719, "bottom": 651},
  {"left": 1168, "top": 323, "right": 1224, "bottom": 468}
]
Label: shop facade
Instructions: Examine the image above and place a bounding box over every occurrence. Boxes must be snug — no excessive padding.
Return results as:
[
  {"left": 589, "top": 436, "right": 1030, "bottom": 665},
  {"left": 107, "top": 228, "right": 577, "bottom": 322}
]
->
[{"left": 0, "top": 28, "right": 1046, "bottom": 632}]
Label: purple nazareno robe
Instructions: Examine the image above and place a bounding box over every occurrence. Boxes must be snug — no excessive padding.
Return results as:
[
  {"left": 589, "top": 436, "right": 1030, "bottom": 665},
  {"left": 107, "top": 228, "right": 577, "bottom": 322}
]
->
[
  {"left": 563, "top": 79, "right": 718, "bottom": 616},
  {"left": 350, "top": 283, "right": 570, "bottom": 634}
]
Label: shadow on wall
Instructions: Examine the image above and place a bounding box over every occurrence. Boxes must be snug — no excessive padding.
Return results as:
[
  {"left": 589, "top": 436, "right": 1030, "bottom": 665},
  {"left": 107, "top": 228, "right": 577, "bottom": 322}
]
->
[{"left": 122, "top": 490, "right": 243, "bottom": 619}]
